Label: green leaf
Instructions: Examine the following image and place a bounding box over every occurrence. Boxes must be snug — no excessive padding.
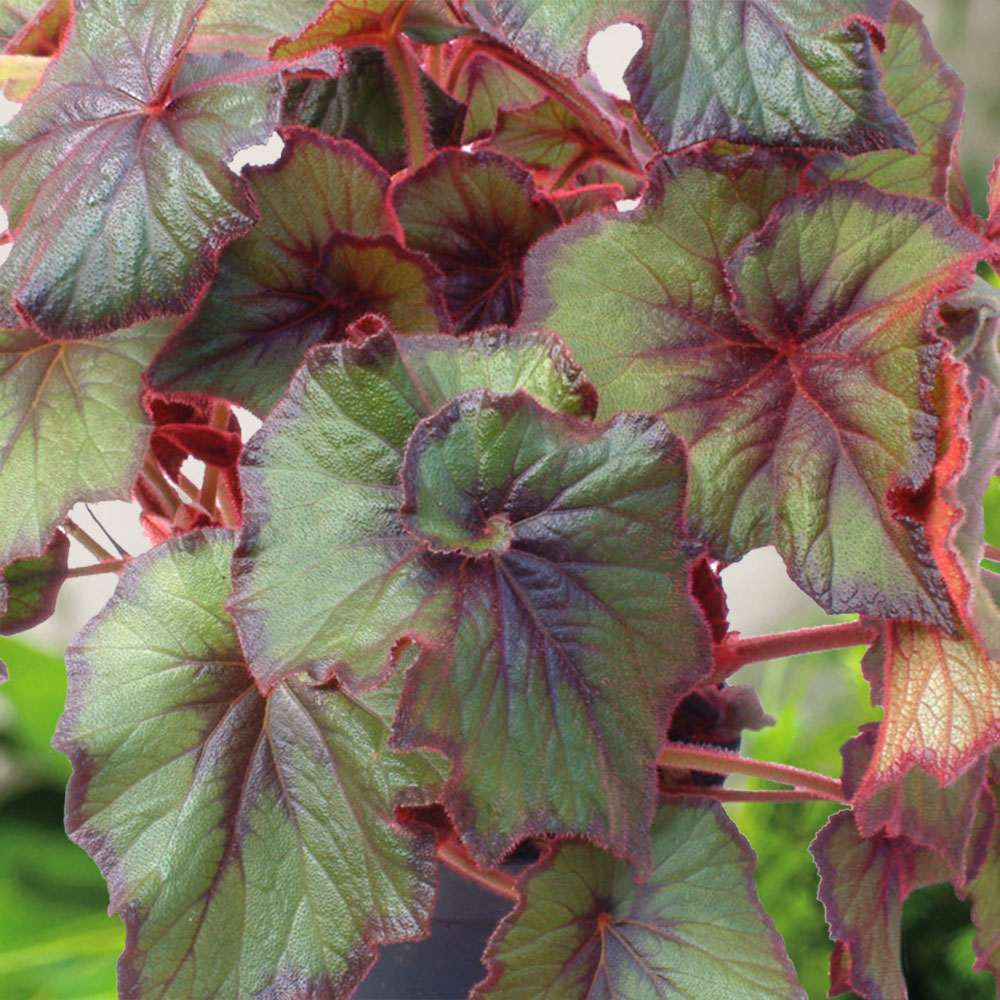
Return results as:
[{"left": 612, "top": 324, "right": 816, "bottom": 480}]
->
[
  {"left": 0, "top": 0, "right": 46, "bottom": 48},
  {"left": 147, "top": 127, "right": 448, "bottom": 415},
  {"left": 0, "top": 0, "right": 282, "bottom": 336},
  {"left": 194, "top": 0, "right": 325, "bottom": 54},
  {"left": 231, "top": 329, "right": 709, "bottom": 863},
  {"left": 283, "top": 47, "right": 465, "bottom": 174},
  {"left": 481, "top": 0, "right": 914, "bottom": 154},
  {"left": 392, "top": 150, "right": 560, "bottom": 333},
  {"left": 965, "top": 777, "right": 1000, "bottom": 985},
  {"left": 0, "top": 527, "right": 68, "bottom": 633},
  {"left": 0, "top": 321, "right": 168, "bottom": 565},
  {"left": 811, "top": 808, "right": 952, "bottom": 1000},
  {"left": 806, "top": 1, "right": 966, "bottom": 201},
  {"left": 450, "top": 51, "right": 541, "bottom": 143},
  {"left": 523, "top": 163, "right": 991, "bottom": 626},
  {"left": 474, "top": 798, "right": 805, "bottom": 999},
  {"left": 56, "top": 530, "right": 443, "bottom": 1000},
  {"left": 231, "top": 327, "right": 597, "bottom": 691},
  {"left": 392, "top": 391, "right": 710, "bottom": 863}
]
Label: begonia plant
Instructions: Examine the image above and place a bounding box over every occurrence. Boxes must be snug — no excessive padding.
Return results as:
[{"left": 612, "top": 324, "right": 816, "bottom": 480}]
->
[{"left": 0, "top": 0, "right": 998, "bottom": 997}]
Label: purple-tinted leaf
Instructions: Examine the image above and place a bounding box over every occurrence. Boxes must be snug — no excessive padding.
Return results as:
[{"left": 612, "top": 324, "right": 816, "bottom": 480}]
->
[
  {"left": 0, "top": 0, "right": 282, "bottom": 336},
  {"left": 806, "top": 0, "right": 967, "bottom": 202},
  {"left": 230, "top": 329, "right": 708, "bottom": 864},
  {"left": 811, "top": 808, "right": 952, "bottom": 1000},
  {"left": 283, "top": 47, "right": 465, "bottom": 174},
  {"left": 0, "top": 527, "right": 68, "bottom": 633},
  {"left": 524, "top": 159, "right": 990, "bottom": 625},
  {"left": 0, "top": 320, "right": 169, "bottom": 566},
  {"left": 965, "top": 775, "right": 1000, "bottom": 985},
  {"left": 56, "top": 530, "right": 445, "bottom": 1000},
  {"left": 147, "top": 128, "right": 449, "bottom": 415},
  {"left": 474, "top": 798, "right": 804, "bottom": 999},
  {"left": 843, "top": 722, "right": 988, "bottom": 880},
  {"left": 391, "top": 150, "right": 560, "bottom": 333},
  {"left": 481, "top": 0, "right": 913, "bottom": 154},
  {"left": 450, "top": 50, "right": 541, "bottom": 143}
]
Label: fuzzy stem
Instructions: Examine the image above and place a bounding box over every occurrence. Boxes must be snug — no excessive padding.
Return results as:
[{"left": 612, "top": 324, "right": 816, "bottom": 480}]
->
[
  {"left": 217, "top": 471, "right": 240, "bottom": 528},
  {"left": 984, "top": 543, "right": 1000, "bottom": 563},
  {"left": 657, "top": 743, "right": 844, "bottom": 801},
  {"left": 199, "top": 402, "right": 230, "bottom": 516},
  {"left": 662, "top": 785, "right": 845, "bottom": 804},
  {"left": 386, "top": 33, "right": 431, "bottom": 168},
  {"left": 66, "top": 559, "right": 127, "bottom": 578},
  {"left": 62, "top": 518, "right": 116, "bottom": 563},
  {"left": 141, "top": 455, "right": 182, "bottom": 516},
  {"left": 712, "top": 621, "right": 877, "bottom": 681},
  {"left": 436, "top": 841, "right": 519, "bottom": 901}
]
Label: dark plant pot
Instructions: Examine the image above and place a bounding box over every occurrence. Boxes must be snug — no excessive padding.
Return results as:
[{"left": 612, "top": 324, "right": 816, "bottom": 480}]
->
[{"left": 355, "top": 863, "right": 522, "bottom": 999}]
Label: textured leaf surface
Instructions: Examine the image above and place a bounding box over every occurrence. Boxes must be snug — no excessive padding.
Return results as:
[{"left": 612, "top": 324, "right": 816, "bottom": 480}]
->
[
  {"left": 0, "top": 527, "right": 68, "bottom": 633},
  {"left": 484, "top": 97, "right": 641, "bottom": 197},
  {"left": 482, "top": 0, "right": 912, "bottom": 153},
  {"left": 194, "top": 0, "right": 324, "bottom": 54},
  {"left": 0, "top": 321, "right": 167, "bottom": 565},
  {"left": 56, "top": 530, "right": 442, "bottom": 1000},
  {"left": 451, "top": 51, "right": 541, "bottom": 142},
  {"left": 858, "top": 622, "right": 1000, "bottom": 800},
  {"left": 0, "top": 0, "right": 44, "bottom": 47},
  {"left": 231, "top": 328, "right": 708, "bottom": 863},
  {"left": 147, "top": 128, "right": 448, "bottom": 415},
  {"left": 474, "top": 799, "right": 804, "bottom": 999},
  {"left": 965, "top": 776, "right": 1000, "bottom": 983},
  {"left": 811, "top": 808, "right": 950, "bottom": 1000},
  {"left": 392, "top": 150, "right": 560, "bottom": 332},
  {"left": 0, "top": 0, "right": 281, "bottom": 336},
  {"left": 524, "top": 161, "right": 988, "bottom": 624},
  {"left": 807, "top": 0, "right": 965, "bottom": 201},
  {"left": 842, "top": 722, "right": 987, "bottom": 879},
  {"left": 283, "top": 47, "right": 464, "bottom": 173}
]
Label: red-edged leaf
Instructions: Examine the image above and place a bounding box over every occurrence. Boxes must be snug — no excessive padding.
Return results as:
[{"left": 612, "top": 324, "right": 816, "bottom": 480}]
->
[
  {"left": 0, "top": 0, "right": 282, "bottom": 336},
  {"left": 193, "top": 0, "right": 325, "bottom": 55},
  {"left": 843, "top": 722, "right": 988, "bottom": 880},
  {"left": 230, "top": 329, "right": 707, "bottom": 865},
  {"left": 859, "top": 622, "right": 1000, "bottom": 804},
  {"left": 480, "top": 96, "right": 642, "bottom": 198},
  {"left": 55, "top": 530, "right": 445, "bottom": 1000},
  {"left": 806, "top": 0, "right": 967, "bottom": 203},
  {"left": 0, "top": 320, "right": 169, "bottom": 565},
  {"left": 450, "top": 50, "right": 541, "bottom": 143},
  {"left": 550, "top": 182, "right": 624, "bottom": 222},
  {"left": 523, "top": 159, "right": 991, "bottom": 625},
  {"left": 987, "top": 156, "right": 1000, "bottom": 242},
  {"left": 282, "top": 47, "right": 464, "bottom": 174},
  {"left": 145, "top": 394, "right": 243, "bottom": 479},
  {"left": 0, "top": 526, "right": 68, "bottom": 633},
  {"left": 812, "top": 808, "right": 952, "bottom": 1000},
  {"left": 391, "top": 150, "right": 560, "bottom": 333},
  {"left": 271, "top": 0, "right": 446, "bottom": 58},
  {"left": 474, "top": 799, "right": 805, "bottom": 999},
  {"left": 964, "top": 773, "right": 1000, "bottom": 984},
  {"left": 479, "top": 0, "right": 913, "bottom": 154},
  {"left": 147, "top": 128, "right": 448, "bottom": 415},
  {"left": 0, "top": 0, "right": 68, "bottom": 99}
]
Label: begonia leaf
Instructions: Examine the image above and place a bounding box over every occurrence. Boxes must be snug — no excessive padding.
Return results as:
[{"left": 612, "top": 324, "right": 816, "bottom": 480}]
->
[
  {"left": 811, "top": 808, "right": 952, "bottom": 1000},
  {"left": 392, "top": 150, "right": 560, "bottom": 332},
  {"left": 0, "top": 0, "right": 283, "bottom": 337},
  {"left": 858, "top": 621, "right": 1000, "bottom": 809},
  {"left": 56, "top": 529, "right": 444, "bottom": 1000},
  {"left": 965, "top": 778, "right": 1000, "bottom": 984},
  {"left": 147, "top": 128, "right": 448, "bottom": 416},
  {"left": 474, "top": 798, "right": 804, "bottom": 999},
  {"left": 987, "top": 156, "right": 1000, "bottom": 242},
  {"left": 0, "top": 320, "right": 168, "bottom": 565},
  {"left": 483, "top": 97, "right": 642, "bottom": 198},
  {"left": 807, "top": 0, "right": 966, "bottom": 202},
  {"left": 450, "top": 51, "right": 541, "bottom": 143},
  {"left": 272, "top": 0, "right": 448, "bottom": 59},
  {"left": 479, "top": 0, "right": 913, "bottom": 154},
  {"left": 843, "top": 722, "right": 988, "bottom": 880},
  {"left": 194, "top": 0, "right": 324, "bottom": 55},
  {"left": 523, "top": 160, "right": 989, "bottom": 624},
  {"left": 0, "top": 527, "right": 68, "bottom": 633},
  {"left": 282, "top": 47, "right": 464, "bottom": 174},
  {"left": 0, "top": 0, "right": 43, "bottom": 47},
  {"left": 231, "top": 329, "right": 709, "bottom": 864},
  {"left": 550, "top": 183, "right": 625, "bottom": 222}
]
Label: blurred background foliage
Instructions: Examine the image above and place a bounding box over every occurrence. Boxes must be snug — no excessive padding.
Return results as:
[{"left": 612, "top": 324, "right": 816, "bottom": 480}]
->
[{"left": 0, "top": 1, "right": 997, "bottom": 997}]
